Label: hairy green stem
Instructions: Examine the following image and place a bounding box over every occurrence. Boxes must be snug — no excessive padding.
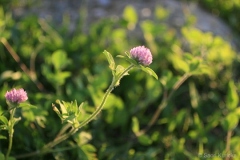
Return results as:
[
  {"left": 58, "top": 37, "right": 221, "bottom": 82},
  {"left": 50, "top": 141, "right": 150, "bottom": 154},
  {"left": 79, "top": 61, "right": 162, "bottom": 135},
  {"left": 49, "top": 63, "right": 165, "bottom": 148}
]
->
[
  {"left": 77, "top": 64, "right": 134, "bottom": 129},
  {"left": 5, "top": 108, "right": 16, "bottom": 160},
  {"left": 225, "top": 130, "right": 232, "bottom": 160},
  {"left": 15, "top": 64, "right": 135, "bottom": 159}
]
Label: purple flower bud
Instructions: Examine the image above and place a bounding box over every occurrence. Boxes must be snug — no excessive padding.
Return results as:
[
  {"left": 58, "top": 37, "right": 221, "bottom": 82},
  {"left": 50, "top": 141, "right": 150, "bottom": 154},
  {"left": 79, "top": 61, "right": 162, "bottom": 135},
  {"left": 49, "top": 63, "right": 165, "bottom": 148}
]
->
[
  {"left": 5, "top": 88, "right": 28, "bottom": 103},
  {"left": 130, "top": 46, "right": 153, "bottom": 66}
]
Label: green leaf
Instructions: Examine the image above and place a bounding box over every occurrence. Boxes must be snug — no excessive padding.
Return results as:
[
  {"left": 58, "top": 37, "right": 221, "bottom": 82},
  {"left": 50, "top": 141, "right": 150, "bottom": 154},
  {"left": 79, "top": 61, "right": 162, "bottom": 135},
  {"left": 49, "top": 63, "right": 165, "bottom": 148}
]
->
[
  {"left": 56, "top": 100, "right": 67, "bottom": 115},
  {"left": 189, "top": 59, "right": 200, "bottom": 72},
  {"left": 170, "top": 55, "right": 189, "bottom": 73},
  {"left": 236, "top": 108, "right": 240, "bottom": 118},
  {"left": 76, "top": 131, "right": 92, "bottom": 145},
  {"left": 116, "top": 55, "right": 125, "bottom": 59},
  {"left": 191, "top": 63, "right": 212, "bottom": 76},
  {"left": 65, "top": 101, "right": 78, "bottom": 115},
  {"left": 222, "top": 112, "right": 239, "bottom": 130},
  {"left": 226, "top": 80, "right": 239, "bottom": 110},
  {"left": 132, "top": 116, "right": 139, "bottom": 134},
  {"left": 123, "top": 5, "right": 138, "bottom": 30},
  {"left": 79, "top": 144, "right": 97, "bottom": 160},
  {"left": 124, "top": 51, "right": 131, "bottom": 57},
  {"left": 188, "top": 130, "right": 198, "bottom": 139},
  {"left": 103, "top": 50, "right": 115, "bottom": 71},
  {"left": 114, "top": 65, "right": 129, "bottom": 86},
  {"left": 183, "top": 53, "right": 194, "bottom": 61},
  {"left": 230, "top": 137, "right": 240, "bottom": 153},
  {"left": 160, "top": 70, "right": 174, "bottom": 87},
  {"left": 193, "top": 113, "right": 203, "bottom": 130},
  {"left": 138, "top": 134, "right": 152, "bottom": 146},
  {"left": 52, "top": 103, "right": 63, "bottom": 120},
  {"left": 123, "top": 6, "right": 137, "bottom": 23},
  {"left": 0, "top": 115, "right": 8, "bottom": 125},
  {"left": 168, "top": 121, "right": 176, "bottom": 132},
  {"left": 155, "top": 6, "right": 169, "bottom": 20},
  {"left": 19, "top": 102, "right": 37, "bottom": 109},
  {"left": 52, "top": 50, "right": 70, "bottom": 70},
  {"left": 0, "top": 135, "right": 6, "bottom": 139},
  {"left": 115, "top": 65, "right": 126, "bottom": 77},
  {"left": 189, "top": 82, "right": 199, "bottom": 109},
  {"left": 117, "top": 54, "right": 138, "bottom": 66},
  {"left": 140, "top": 66, "right": 158, "bottom": 79},
  {"left": 78, "top": 102, "right": 85, "bottom": 115},
  {"left": 65, "top": 115, "right": 76, "bottom": 123}
]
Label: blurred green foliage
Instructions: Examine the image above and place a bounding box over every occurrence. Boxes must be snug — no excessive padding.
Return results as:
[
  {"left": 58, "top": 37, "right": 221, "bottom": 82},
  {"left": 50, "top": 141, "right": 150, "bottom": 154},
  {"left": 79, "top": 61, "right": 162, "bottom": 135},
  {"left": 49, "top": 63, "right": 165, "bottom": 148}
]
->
[{"left": 0, "top": 1, "right": 240, "bottom": 160}]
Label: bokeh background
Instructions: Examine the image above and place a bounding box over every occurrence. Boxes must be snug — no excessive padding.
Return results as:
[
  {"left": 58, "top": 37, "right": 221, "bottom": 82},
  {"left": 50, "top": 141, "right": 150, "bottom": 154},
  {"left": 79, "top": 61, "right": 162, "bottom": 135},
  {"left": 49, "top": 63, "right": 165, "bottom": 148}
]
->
[{"left": 1, "top": 0, "right": 240, "bottom": 159}]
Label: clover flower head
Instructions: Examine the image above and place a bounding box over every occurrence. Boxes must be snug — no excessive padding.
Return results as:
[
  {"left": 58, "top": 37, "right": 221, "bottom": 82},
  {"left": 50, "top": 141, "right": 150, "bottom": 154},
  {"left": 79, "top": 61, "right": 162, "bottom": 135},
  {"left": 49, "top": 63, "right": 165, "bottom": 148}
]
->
[
  {"left": 5, "top": 88, "right": 28, "bottom": 103},
  {"left": 130, "top": 46, "right": 152, "bottom": 66}
]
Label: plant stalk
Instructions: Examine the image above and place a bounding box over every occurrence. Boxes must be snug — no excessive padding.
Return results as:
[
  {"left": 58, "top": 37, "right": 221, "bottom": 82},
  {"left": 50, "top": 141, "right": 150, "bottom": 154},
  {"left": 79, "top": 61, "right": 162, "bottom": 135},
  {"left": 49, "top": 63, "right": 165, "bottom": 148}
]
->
[
  {"left": 5, "top": 108, "right": 16, "bottom": 160},
  {"left": 225, "top": 130, "right": 232, "bottom": 160},
  {"left": 15, "top": 64, "right": 135, "bottom": 159}
]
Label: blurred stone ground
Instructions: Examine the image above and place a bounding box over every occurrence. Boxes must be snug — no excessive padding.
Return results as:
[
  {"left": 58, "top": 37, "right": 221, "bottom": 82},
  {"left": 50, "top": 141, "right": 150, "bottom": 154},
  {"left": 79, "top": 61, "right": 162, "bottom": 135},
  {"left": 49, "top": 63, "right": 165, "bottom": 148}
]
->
[{"left": 12, "top": 0, "right": 239, "bottom": 50}]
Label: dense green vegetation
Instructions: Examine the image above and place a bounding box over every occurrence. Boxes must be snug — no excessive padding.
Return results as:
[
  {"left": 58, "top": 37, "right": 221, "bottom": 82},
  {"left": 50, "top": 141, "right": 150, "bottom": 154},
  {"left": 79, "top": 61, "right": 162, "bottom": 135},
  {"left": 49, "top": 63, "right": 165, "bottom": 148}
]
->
[{"left": 1, "top": 1, "right": 240, "bottom": 160}]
